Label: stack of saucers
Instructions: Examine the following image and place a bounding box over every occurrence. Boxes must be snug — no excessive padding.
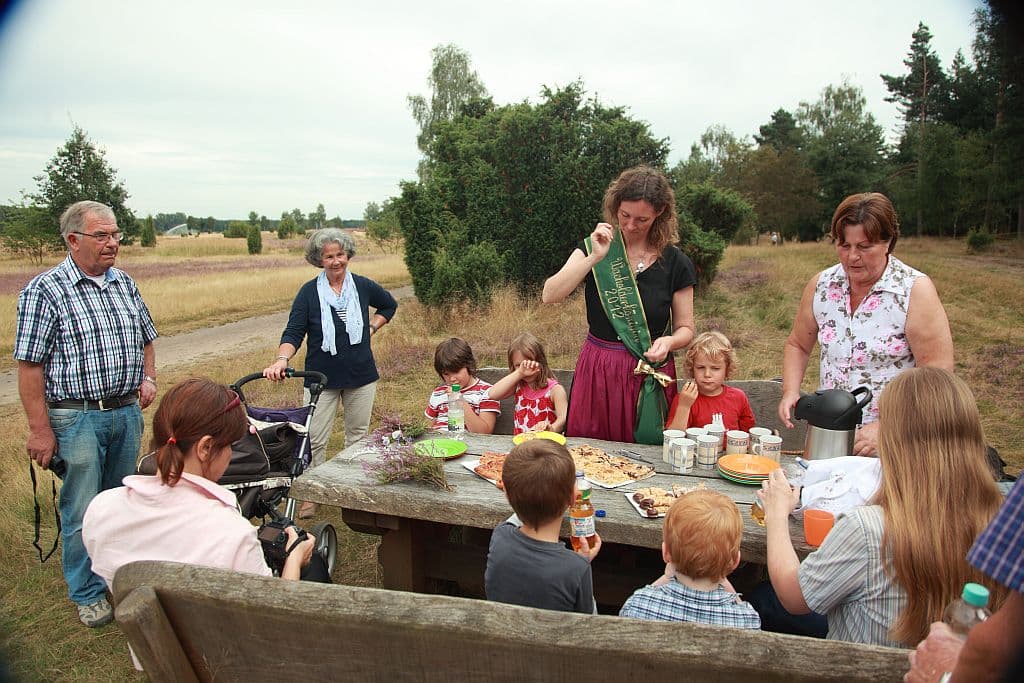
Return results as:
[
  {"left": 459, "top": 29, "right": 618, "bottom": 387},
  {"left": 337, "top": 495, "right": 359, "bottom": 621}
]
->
[{"left": 716, "top": 453, "right": 780, "bottom": 485}]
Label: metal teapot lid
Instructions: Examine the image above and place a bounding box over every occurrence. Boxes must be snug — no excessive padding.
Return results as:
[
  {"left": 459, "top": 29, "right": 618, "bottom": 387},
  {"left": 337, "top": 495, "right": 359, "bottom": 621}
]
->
[{"left": 794, "top": 386, "right": 873, "bottom": 431}]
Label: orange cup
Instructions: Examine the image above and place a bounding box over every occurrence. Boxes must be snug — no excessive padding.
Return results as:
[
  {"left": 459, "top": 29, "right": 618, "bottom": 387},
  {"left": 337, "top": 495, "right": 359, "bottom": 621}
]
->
[{"left": 803, "top": 509, "right": 835, "bottom": 547}]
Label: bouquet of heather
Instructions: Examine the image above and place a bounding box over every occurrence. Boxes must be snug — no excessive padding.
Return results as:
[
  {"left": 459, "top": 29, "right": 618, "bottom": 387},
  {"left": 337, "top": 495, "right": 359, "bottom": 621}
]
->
[{"left": 362, "top": 414, "right": 452, "bottom": 492}]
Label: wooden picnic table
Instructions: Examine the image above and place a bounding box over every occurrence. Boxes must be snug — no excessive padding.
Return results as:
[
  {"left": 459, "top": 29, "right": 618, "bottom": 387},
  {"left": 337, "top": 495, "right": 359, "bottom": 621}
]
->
[{"left": 289, "top": 432, "right": 814, "bottom": 606}]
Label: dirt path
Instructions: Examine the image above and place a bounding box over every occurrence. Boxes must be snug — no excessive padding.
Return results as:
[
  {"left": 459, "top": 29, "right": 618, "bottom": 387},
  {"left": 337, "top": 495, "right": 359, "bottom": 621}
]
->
[{"left": 0, "top": 284, "right": 414, "bottom": 406}]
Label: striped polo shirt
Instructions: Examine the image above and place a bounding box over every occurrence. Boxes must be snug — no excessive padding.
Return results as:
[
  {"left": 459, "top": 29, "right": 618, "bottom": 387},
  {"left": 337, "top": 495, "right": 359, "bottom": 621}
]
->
[{"left": 798, "top": 505, "right": 906, "bottom": 648}]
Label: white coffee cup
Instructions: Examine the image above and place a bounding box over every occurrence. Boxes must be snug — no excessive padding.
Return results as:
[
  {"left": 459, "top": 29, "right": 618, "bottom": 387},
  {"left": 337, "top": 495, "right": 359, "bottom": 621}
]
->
[
  {"left": 670, "top": 437, "right": 696, "bottom": 474},
  {"left": 748, "top": 426, "right": 773, "bottom": 451},
  {"left": 726, "top": 430, "right": 750, "bottom": 455},
  {"left": 685, "top": 427, "right": 706, "bottom": 441},
  {"left": 662, "top": 429, "right": 686, "bottom": 464},
  {"left": 703, "top": 424, "right": 726, "bottom": 453},
  {"left": 696, "top": 435, "right": 719, "bottom": 469},
  {"left": 752, "top": 434, "right": 783, "bottom": 462}
]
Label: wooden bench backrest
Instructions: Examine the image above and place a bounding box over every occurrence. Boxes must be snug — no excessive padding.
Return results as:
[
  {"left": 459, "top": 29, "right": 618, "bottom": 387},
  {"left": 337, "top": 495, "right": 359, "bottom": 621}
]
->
[
  {"left": 477, "top": 367, "right": 806, "bottom": 450},
  {"left": 113, "top": 561, "right": 908, "bottom": 683},
  {"left": 476, "top": 367, "right": 574, "bottom": 436}
]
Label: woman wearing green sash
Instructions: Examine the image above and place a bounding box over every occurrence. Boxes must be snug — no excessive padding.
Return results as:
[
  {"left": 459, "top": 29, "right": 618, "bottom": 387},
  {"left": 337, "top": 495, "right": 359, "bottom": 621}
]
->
[{"left": 543, "top": 166, "right": 696, "bottom": 444}]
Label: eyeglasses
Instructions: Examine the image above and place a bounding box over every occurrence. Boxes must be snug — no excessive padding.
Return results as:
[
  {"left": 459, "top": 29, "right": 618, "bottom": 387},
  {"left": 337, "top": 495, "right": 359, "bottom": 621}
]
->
[
  {"left": 71, "top": 231, "right": 123, "bottom": 243},
  {"left": 219, "top": 390, "right": 242, "bottom": 416}
]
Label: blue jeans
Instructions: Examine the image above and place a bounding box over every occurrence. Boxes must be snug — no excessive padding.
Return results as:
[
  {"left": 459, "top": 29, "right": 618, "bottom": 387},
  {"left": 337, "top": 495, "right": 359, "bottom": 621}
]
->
[
  {"left": 49, "top": 404, "right": 143, "bottom": 605},
  {"left": 747, "top": 580, "right": 829, "bottom": 638}
]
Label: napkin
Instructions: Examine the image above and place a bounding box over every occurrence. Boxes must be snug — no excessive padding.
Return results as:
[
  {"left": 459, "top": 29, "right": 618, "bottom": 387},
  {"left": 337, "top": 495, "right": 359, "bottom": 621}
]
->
[{"left": 797, "top": 456, "right": 882, "bottom": 517}]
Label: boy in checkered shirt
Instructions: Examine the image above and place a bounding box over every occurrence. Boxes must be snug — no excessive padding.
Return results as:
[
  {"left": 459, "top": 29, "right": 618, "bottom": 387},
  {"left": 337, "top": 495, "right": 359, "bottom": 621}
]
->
[{"left": 619, "top": 489, "right": 760, "bottom": 628}]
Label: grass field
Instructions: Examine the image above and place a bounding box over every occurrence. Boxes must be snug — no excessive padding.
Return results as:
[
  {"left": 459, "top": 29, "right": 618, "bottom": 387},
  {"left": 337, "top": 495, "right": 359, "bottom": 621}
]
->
[
  {"left": 1, "top": 235, "right": 1021, "bottom": 680},
  {"left": 0, "top": 232, "right": 409, "bottom": 371}
]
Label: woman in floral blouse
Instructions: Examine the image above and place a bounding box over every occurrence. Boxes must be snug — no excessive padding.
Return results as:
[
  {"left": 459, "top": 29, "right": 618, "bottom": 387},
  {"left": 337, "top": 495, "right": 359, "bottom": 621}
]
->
[{"left": 777, "top": 193, "right": 953, "bottom": 456}]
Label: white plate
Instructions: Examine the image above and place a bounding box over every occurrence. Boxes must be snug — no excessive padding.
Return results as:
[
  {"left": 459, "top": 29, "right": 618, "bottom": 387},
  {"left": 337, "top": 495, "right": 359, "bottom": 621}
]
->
[
  {"left": 623, "top": 490, "right": 673, "bottom": 519},
  {"left": 461, "top": 458, "right": 500, "bottom": 487}
]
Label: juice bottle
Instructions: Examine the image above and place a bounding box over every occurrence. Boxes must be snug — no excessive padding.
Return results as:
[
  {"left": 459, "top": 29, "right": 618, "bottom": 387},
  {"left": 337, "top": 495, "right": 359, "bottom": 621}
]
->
[{"left": 570, "top": 471, "right": 597, "bottom": 551}]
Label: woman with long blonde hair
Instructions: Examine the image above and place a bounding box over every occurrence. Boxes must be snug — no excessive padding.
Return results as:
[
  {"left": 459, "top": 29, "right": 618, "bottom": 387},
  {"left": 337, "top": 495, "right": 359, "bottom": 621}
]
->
[{"left": 758, "top": 367, "right": 1005, "bottom": 647}]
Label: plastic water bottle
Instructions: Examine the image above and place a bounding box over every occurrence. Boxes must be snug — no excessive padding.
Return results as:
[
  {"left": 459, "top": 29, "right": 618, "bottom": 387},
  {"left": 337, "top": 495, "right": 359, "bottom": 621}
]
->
[
  {"left": 570, "top": 472, "right": 597, "bottom": 552},
  {"left": 943, "top": 582, "right": 991, "bottom": 638},
  {"left": 447, "top": 383, "right": 465, "bottom": 437}
]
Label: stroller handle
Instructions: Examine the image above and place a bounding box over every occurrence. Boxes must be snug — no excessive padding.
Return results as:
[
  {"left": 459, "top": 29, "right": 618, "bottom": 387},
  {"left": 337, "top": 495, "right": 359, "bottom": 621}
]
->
[{"left": 232, "top": 369, "right": 330, "bottom": 405}]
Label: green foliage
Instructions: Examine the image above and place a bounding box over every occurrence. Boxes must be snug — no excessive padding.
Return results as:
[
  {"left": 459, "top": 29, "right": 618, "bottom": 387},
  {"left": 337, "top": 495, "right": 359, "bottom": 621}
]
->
[
  {"left": 246, "top": 225, "right": 263, "bottom": 254},
  {"left": 247, "top": 211, "right": 259, "bottom": 226},
  {"left": 28, "top": 125, "right": 138, "bottom": 244},
  {"left": 797, "top": 80, "right": 887, "bottom": 218},
  {"left": 309, "top": 203, "right": 327, "bottom": 230},
  {"left": 277, "top": 215, "right": 298, "bottom": 240},
  {"left": 881, "top": 22, "right": 951, "bottom": 128},
  {"left": 425, "top": 218, "right": 505, "bottom": 307},
  {"left": 224, "top": 221, "right": 249, "bottom": 238},
  {"left": 677, "top": 217, "right": 727, "bottom": 292},
  {"left": 0, "top": 205, "right": 57, "bottom": 263},
  {"left": 407, "top": 43, "right": 490, "bottom": 168},
  {"left": 395, "top": 81, "right": 670, "bottom": 305},
  {"left": 755, "top": 108, "right": 805, "bottom": 151},
  {"left": 366, "top": 198, "right": 403, "bottom": 252},
  {"left": 966, "top": 227, "right": 995, "bottom": 252},
  {"left": 677, "top": 182, "right": 756, "bottom": 243},
  {"left": 140, "top": 215, "right": 157, "bottom": 247}
]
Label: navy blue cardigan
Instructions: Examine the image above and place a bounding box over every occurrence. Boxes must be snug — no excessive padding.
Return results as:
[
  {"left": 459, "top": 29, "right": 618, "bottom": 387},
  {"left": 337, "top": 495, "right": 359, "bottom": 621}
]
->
[{"left": 281, "top": 274, "right": 398, "bottom": 389}]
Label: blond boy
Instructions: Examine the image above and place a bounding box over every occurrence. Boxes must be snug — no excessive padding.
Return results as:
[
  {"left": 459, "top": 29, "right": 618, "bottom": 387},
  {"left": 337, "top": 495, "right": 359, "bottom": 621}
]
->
[{"left": 619, "top": 489, "right": 760, "bottom": 628}]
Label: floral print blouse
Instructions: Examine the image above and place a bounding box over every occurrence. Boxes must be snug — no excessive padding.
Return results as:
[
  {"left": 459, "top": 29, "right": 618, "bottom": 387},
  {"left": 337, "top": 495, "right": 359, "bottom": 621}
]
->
[{"left": 812, "top": 256, "right": 924, "bottom": 423}]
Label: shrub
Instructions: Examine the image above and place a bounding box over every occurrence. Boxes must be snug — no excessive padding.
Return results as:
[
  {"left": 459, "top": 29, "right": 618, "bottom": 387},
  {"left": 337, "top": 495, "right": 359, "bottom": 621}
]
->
[
  {"left": 395, "top": 81, "right": 670, "bottom": 306},
  {"left": 676, "top": 182, "right": 756, "bottom": 243},
  {"left": 965, "top": 227, "right": 994, "bottom": 253},
  {"left": 140, "top": 216, "right": 157, "bottom": 247},
  {"left": 678, "top": 217, "right": 727, "bottom": 292},
  {"left": 247, "top": 225, "right": 263, "bottom": 254},
  {"left": 225, "top": 221, "right": 249, "bottom": 238}
]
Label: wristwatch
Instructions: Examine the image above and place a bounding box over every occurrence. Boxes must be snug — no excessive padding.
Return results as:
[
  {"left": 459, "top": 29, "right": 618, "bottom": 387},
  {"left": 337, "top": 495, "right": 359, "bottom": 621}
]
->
[{"left": 143, "top": 375, "right": 157, "bottom": 386}]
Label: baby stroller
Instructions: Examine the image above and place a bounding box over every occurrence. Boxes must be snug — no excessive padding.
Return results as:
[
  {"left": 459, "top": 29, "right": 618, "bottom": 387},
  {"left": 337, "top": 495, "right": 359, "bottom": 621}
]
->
[
  {"left": 227, "top": 369, "right": 337, "bottom": 577},
  {"left": 137, "top": 369, "right": 336, "bottom": 577}
]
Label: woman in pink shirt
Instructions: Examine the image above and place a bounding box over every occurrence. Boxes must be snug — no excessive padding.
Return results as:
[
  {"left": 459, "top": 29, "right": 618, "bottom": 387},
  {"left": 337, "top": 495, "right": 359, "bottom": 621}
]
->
[{"left": 83, "top": 378, "right": 315, "bottom": 589}]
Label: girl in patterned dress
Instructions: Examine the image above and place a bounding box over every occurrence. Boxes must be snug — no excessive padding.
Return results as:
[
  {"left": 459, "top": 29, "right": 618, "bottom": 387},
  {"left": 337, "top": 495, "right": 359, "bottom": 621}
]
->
[{"left": 487, "top": 332, "right": 568, "bottom": 434}]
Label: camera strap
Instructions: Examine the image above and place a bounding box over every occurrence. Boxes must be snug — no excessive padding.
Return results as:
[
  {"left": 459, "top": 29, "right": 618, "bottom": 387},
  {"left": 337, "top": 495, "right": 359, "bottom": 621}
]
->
[
  {"left": 30, "top": 462, "right": 61, "bottom": 563},
  {"left": 286, "top": 535, "right": 306, "bottom": 555}
]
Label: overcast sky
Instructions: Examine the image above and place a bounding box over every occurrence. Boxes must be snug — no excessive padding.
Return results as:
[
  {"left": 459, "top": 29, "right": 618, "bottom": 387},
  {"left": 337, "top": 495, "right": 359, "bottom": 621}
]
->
[{"left": 0, "top": 0, "right": 982, "bottom": 220}]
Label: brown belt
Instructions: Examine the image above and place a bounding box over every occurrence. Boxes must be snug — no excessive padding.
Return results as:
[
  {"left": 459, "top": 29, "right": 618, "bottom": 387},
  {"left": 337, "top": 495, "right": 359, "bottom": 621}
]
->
[{"left": 47, "top": 394, "right": 138, "bottom": 411}]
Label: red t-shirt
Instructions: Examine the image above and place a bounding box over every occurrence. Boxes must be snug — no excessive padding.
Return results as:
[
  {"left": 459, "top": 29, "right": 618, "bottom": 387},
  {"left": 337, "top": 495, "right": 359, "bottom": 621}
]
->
[{"left": 666, "top": 385, "right": 755, "bottom": 432}]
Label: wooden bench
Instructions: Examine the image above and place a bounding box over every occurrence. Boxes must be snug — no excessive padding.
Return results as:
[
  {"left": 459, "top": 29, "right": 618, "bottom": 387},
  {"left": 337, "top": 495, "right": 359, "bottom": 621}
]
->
[
  {"left": 113, "top": 560, "right": 910, "bottom": 682},
  {"left": 476, "top": 368, "right": 806, "bottom": 451}
]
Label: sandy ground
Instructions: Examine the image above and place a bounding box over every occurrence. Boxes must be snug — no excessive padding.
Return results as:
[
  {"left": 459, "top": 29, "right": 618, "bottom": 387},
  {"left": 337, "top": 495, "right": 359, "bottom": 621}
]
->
[{"left": 0, "top": 284, "right": 413, "bottom": 406}]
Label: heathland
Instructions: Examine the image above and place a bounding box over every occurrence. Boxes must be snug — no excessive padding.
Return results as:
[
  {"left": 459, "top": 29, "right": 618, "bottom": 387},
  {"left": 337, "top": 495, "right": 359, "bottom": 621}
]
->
[{"left": 0, "top": 233, "right": 1021, "bottom": 681}]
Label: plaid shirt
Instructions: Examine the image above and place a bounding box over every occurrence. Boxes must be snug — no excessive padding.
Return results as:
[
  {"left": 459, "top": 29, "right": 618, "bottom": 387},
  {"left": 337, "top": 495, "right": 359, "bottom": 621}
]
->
[
  {"left": 619, "top": 577, "right": 761, "bottom": 629},
  {"left": 968, "top": 478, "right": 1024, "bottom": 592},
  {"left": 14, "top": 255, "right": 158, "bottom": 401}
]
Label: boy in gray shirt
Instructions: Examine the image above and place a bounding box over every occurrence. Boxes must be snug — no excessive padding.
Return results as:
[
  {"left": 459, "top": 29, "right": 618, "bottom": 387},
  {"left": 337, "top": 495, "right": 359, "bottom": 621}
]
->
[{"left": 485, "top": 440, "right": 602, "bottom": 613}]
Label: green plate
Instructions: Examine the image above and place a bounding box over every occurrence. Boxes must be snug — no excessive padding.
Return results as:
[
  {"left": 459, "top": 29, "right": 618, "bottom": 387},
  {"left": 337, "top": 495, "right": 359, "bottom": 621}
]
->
[
  {"left": 414, "top": 438, "right": 468, "bottom": 459},
  {"left": 717, "top": 468, "right": 766, "bottom": 486}
]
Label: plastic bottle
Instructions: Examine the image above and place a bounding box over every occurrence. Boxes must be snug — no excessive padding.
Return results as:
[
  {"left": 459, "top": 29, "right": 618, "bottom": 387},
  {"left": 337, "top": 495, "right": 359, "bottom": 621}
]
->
[
  {"left": 943, "top": 583, "right": 991, "bottom": 638},
  {"left": 447, "top": 383, "right": 465, "bottom": 436},
  {"left": 570, "top": 471, "right": 597, "bottom": 552}
]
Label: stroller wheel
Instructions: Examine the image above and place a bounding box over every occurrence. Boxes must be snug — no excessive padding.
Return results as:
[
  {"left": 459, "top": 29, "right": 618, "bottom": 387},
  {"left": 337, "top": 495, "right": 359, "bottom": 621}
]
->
[{"left": 310, "top": 522, "right": 337, "bottom": 576}]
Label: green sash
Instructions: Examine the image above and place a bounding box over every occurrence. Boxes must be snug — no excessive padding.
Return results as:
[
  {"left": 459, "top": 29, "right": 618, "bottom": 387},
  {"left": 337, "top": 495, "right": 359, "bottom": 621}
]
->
[{"left": 584, "top": 230, "right": 672, "bottom": 444}]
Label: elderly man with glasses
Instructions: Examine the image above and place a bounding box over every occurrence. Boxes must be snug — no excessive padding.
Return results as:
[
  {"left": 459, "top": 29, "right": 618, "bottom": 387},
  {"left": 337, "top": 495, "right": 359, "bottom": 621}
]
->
[{"left": 14, "top": 200, "right": 158, "bottom": 627}]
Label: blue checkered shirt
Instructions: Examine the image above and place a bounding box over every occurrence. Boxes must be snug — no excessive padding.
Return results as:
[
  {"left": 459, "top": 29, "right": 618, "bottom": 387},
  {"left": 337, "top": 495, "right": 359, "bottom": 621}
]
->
[
  {"left": 14, "top": 255, "right": 158, "bottom": 401},
  {"left": 968, "top": 478, "right": 1024, "bottom": 592},
  {"left": 619, "top": 577, "right": 761, "bottom": 629}
]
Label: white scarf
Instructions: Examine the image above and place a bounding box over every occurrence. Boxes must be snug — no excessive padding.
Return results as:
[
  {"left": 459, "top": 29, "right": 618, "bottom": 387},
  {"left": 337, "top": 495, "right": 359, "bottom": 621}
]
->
[{"left": 317, "top": 270, "right": 362, "bottom": 355}]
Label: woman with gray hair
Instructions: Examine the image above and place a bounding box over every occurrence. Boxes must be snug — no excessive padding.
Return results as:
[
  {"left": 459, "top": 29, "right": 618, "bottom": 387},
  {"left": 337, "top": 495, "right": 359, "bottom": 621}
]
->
[{"left": 263, "top": 229, "right": 397, "bottom": 516}]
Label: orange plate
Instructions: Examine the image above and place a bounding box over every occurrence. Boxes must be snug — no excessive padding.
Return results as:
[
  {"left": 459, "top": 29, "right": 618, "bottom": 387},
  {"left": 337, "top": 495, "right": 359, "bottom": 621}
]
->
[{"left": 716, "top": 453, "right": 781, "bottom": 476}]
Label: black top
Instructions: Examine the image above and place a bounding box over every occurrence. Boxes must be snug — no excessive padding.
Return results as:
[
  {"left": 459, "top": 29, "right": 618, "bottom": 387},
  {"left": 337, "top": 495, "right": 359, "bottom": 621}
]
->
[
  {"left": 579, "top": 242, "right": 697, "bottom": 342},
  {"left": 280, "top": 274, "right": 398, "bottom": 389}
]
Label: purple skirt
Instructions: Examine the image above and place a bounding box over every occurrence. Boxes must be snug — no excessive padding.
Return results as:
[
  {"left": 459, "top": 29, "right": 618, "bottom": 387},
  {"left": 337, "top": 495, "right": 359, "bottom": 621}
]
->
[{"left": 567, "top": 334, "right": 678, "bottom": 443}]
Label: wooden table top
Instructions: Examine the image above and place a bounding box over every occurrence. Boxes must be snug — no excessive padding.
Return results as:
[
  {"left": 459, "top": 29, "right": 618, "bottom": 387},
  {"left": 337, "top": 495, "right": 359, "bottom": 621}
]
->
[{"left": 289, "top": 433, "right": 815, "bottom": 564}]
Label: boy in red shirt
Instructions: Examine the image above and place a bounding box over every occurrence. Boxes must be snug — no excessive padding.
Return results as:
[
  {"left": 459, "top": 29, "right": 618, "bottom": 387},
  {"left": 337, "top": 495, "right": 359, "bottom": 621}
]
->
[{"left": 666, "top": 331, "right": 754, "bottom": 432}]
